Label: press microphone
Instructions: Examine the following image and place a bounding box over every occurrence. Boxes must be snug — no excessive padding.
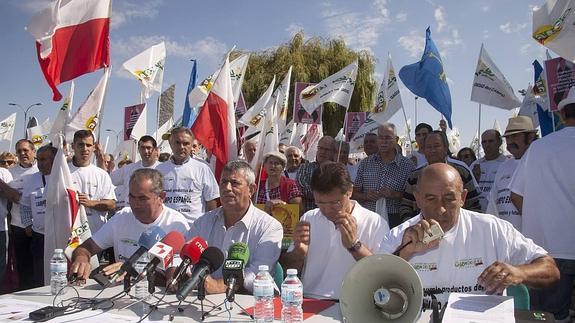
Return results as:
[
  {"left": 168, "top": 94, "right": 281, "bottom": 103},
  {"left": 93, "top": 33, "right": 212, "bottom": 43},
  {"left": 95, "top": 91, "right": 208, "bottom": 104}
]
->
[
  {"left": 111, "top": 226, "right": 166, "bottom": 281},
  {"left": 222, "top": 242, "right": 250, "bottom": 302},
  {"left": 141, "top": 231, "right": 186, "bottom": 275},
  {"left": 176, "top": 246, "right": 224, "bottom": 301},
  {"left": 167, "top": 236, "right": 208, "bottom": 288}
]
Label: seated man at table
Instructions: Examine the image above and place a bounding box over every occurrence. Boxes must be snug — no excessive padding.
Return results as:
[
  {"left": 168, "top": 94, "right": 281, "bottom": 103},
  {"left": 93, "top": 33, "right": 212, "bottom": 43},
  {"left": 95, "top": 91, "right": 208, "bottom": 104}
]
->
[
  {"left": 71, "top": 168, "right": 190, "bottom": 281},
  {"left": 378, "top": 163, "right": 559, "bottom": 306},
  {"left": 184, "top": 160, "right": 283, "bottom": 294},
  {"left": 281, "top": 162, "right": 389, "bottom": 300}
]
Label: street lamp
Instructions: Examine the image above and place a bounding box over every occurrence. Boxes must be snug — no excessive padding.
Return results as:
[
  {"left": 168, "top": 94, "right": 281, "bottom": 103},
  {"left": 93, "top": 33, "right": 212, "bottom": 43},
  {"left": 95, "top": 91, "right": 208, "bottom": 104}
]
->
[
  {"left": 105, "top": 128, "right": 121, "bottom": 149},
  {"left": 8, "top": 102, "right": 42, "bottom": 139}
]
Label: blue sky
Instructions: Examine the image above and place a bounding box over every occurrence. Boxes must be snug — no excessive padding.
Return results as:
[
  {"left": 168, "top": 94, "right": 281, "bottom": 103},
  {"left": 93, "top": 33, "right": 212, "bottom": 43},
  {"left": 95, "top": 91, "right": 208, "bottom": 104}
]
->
[{"left": 0, "top": 0, "right": 549, "bottom": 151}]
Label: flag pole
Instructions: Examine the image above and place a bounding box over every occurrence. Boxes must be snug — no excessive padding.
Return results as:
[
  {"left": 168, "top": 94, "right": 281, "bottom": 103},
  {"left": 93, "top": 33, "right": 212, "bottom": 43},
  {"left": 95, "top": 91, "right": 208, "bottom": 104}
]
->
[
  {"left": 551, "top": 110, "right": 556, "bottom": 132},
  {"left": 478, "top": 103, "right": 482, "bottom": 141},
  {"left": 414, "top": 96, "right": 419, "bottom": 126},
  {"left": 400, "top": 105, "right": 412, "bottom": 145},
  {"left": 337, "top": 106, "right": 351, "bottom": 163},
  {"left": 156, "top": 95, "right": 161, "bottom": 142}
]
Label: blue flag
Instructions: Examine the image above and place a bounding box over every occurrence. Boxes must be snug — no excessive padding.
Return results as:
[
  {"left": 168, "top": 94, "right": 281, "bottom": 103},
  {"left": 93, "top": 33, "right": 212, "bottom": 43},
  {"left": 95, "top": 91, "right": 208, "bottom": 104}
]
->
[
  {"left": 533, "top": 60, "right": 564, "bottom": 136},
  {"left": 399, "top": 27, "right": 452, "bottom": 128},
  {"left": 182, "top": 60, "right": 197, "bottom": 128}
]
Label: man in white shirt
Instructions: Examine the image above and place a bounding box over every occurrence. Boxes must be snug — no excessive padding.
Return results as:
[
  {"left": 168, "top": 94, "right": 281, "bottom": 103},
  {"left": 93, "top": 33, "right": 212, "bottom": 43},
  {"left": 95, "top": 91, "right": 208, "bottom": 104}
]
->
[
  {"left": 156, "top": 127, "right": 219, "bottom": 224},
  {"left": 486, "top": 116, "right": 537, "bottom": 231},
  {"left": 20, "top": 145, "right": 57, "bottom": 288},
  {"left": 185, "top": 160, "right": 283, "bottom": 294},
  {"left": 379, "top": 163, "right": 558, "bottom": 307},
  {"left": 69, "top": 130, "right": 116, "bottom": 234},
  {"left": 71, "top": 168, "right": 190, "bottom": 281},
  {"left": 509, "top": 87, "right": 575, "bottom": 322},
  {"left": 110, "top": 135, "right": 160, "bottom": 209},
  {"left": 471, "top": 129, "right": 508, "bottom": 211},
  {"left": 282, "top": 162, "right": 388, "bottom": 300},
  {"left": 410, "top": 123, "right": 433, "bottom": 168}
]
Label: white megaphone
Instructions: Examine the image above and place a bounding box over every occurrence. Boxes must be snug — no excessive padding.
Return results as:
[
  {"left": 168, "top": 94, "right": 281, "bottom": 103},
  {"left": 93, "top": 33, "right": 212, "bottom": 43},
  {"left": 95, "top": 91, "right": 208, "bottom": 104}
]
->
[{"left": 340, "top": 254, "right": 423, "bottom": 323}]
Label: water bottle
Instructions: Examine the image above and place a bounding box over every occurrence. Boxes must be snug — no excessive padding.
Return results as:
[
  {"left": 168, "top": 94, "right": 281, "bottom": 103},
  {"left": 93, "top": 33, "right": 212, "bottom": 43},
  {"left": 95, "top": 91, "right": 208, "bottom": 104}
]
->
[
  {"left": 50, "top": 249, "right": 68, "bottom": 295},
  {"left": 133, "top": 254, "right": 150, "bottom": 302},
  {"left": 281, "top": 269, "right": 303, "bottom": 323},
  {"left": 253, "top": 265, "right": 275, "bottom": 322}
]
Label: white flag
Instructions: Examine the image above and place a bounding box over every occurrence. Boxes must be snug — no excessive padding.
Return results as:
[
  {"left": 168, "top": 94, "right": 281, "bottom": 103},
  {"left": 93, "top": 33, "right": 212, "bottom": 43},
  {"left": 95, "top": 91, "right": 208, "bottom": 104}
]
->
[
  {"left": 301, "top": 124, "right": 323, "bottom": 161},
  {"left": 27, "top": 118, "right": 52, "bottom": 148},
  {"left": 122, "top": 42, "right": 166, "bottom": 99},
  {"left": 130, "top": 104, "right": 147, "bottom": 141},
  {"left": 532, "top": 0, "right": 575, "bottom": 62},
  {"left": 50, "top": 81, "right": 74, "bottom": 143},
  {"left": 238, "top": 76, "right": 276, "bottom": 129},
  {"left": 471, "top": 44, "right": 521, "bottom": 110},
  {"left": 250, "top": 96, "right": 279, "bottom": 170},
  {"left": 279, "top": 119, "right": 295, "bottom": 145},
  {"left": 66, "top": 68, "right": 110, "bottom": 140},
  {"left": 519, "top": 84, "right": 541, "bottom": 128},
  {"left": 299, "top": 60, "right": 358, "bottom": 114},
  {"left": 0, "top": 113, "right": 17, "bottom": 152},
  {"left": 350, "top": 115, "right": 381, "bottom": 154},
  {"left": 372, "top": 55, "right": 404, "bottom": 122},
  {"left": 188, "top": 53, "right": 250, "bottom": 112},
  {"left": 274, "top": 66, "right": 292, "bottom": 136},
  {"left": 291, "top": 123, "right": 309, "bottom": 149}
]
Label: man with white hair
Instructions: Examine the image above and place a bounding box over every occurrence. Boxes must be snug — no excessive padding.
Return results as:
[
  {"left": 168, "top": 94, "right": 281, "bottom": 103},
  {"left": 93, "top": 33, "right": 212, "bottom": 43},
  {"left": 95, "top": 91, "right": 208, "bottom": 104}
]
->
[{"left": 284, "top": 146, "right": 304, "bottom": 180}]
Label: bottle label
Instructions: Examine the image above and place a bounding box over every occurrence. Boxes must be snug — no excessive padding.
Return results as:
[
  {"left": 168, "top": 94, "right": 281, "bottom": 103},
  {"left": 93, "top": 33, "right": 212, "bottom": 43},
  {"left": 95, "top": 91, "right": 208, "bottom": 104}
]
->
[
  {"left": 281, "top": 285, "right": 303, "bottom": 303},
  {"left": 254, "top": 281, "right": 274, "bottom": 297},
  {"left": 50, "top": 263, "right": 67, "bottom": 273}
]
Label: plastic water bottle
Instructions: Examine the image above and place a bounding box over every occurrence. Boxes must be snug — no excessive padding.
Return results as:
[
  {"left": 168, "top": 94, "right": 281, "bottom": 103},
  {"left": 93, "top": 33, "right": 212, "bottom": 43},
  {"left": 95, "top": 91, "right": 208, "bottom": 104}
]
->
[
  {"left": 133, "top": 254, "right": 150, "bottom": 302},
  {"left": 50, "top": 249, "right": 67, "bottom": 295},
  {"left": 253, "top": 265, "right": 275, "bottom": 322},
  {"left": 281, "top": 269, "right": 303, "bottom": 323}
]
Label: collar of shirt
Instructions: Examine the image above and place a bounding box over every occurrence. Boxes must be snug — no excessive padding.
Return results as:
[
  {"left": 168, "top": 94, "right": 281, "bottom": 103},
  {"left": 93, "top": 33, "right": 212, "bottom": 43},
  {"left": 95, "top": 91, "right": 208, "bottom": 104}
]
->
[
  {"left": 216, "top": 202, "right": 256, "bottom": 230},
  {"left": 375, "top": 151, "right": 400, "bottom": 165}
]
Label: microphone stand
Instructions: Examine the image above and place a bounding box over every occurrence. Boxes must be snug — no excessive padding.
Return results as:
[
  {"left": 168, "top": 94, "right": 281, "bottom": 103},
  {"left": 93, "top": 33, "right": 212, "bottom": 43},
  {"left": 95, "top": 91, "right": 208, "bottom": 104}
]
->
[
  {"left": 202, "top": 294, "right": 254, "bottom": 321},
  {"left": 176, "top": 275, "right": 220, "bottom": 316}
]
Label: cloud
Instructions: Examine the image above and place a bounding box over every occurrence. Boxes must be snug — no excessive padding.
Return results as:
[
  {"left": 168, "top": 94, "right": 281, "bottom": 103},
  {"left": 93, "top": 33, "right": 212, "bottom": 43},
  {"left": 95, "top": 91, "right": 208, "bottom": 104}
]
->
[
  {"left": 112, "top": 0, "right": 164, "bottom": 29},
  {"left": 320, "top": 0, "right": 391, "bottom": 52},
  {"left": 286, "top": 23, "right": 304, "bottom": 37},
  {"left": 398, "top": 30, "right": 425, "bottom": 58},
  {"left": 480, "top": 4, "right": 490, "bottom": 12},
  {"left": 15, "top": 0, "right": 51, "bottom": 15},
  {"left": 395, "top": 12, "right": 407, "bottom": 22},
  {"left": 499, "top": 22, "right": 528, "bottom": 34},
  {"left": 434, "top": 6, "right": 447, "bottom": 32}
]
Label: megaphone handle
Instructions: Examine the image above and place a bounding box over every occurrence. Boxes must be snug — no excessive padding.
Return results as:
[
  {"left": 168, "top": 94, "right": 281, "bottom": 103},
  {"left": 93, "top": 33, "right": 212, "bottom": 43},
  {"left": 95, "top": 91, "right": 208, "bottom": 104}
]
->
[{"left": 431, "top": 294, "right": 440, "bottom": 323}]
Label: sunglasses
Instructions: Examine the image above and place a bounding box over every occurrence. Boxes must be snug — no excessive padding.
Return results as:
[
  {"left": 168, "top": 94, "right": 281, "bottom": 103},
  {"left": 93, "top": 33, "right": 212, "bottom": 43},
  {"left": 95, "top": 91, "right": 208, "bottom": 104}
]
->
[{"left": 0, "top": 160, "right": 15, "bottom": 166}]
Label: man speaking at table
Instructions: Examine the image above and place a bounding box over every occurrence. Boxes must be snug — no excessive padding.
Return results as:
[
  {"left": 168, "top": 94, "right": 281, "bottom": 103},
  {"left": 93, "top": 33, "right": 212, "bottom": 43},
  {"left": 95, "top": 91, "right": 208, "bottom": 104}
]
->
[
  {"left": 374, "top": 163, "right": 559, "bottom": 306},
  {"left": 71, "top": 169, "right": 189, "bottom": 281}
]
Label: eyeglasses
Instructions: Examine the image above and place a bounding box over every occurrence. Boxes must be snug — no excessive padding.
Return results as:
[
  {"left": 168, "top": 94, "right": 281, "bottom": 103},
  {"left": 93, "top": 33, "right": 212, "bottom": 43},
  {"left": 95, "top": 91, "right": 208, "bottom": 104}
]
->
[
  {"left": 0, "top": 160, "right": 15, "bottom": 166},
  {"left": 315, "top": 199, "right": 343, "bottom": 208}
]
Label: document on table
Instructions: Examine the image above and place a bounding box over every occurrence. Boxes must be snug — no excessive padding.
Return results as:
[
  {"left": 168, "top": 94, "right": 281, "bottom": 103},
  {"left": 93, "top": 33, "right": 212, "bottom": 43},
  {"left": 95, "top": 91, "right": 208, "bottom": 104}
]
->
[
  {"left": 0, "top": 298, "right": 170, "bottom": 322},
  {"left": 441, "top": 292, "right": 515, "bottom": 323}
]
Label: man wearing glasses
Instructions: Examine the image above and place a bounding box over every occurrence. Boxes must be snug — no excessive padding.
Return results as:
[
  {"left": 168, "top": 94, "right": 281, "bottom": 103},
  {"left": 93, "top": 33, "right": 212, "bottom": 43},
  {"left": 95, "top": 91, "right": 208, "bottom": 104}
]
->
[{"left": 282, "top": 162, "right": 389, "bottom": 300}]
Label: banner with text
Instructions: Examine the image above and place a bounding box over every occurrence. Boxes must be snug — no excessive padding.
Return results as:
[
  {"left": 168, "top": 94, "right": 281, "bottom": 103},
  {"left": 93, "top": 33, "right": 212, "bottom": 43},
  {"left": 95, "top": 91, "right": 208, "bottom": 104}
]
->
[
  {"left": 545, "top": 57, "right": 575, "bottom": 111},
  {"left": 123, "top": 104, "right": 146, "bottom": 140}
]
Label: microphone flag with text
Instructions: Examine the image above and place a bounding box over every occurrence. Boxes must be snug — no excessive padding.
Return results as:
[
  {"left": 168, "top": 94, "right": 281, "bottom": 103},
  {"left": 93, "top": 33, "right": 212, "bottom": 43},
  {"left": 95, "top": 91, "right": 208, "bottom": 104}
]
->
[
  {"left": 222, "top": 242, "right": 250, "bottom": 302},
  {"left": 167, "top": 236, "right": 208, "bottom": 288}
]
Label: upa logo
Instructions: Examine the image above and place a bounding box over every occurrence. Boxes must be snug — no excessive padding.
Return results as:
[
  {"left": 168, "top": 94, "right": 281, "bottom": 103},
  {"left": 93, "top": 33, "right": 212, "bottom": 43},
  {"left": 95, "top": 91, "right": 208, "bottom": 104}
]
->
[
  {"left": 85, "top": 115, "right": 99, "bottom": 131},
  {"left": 31, "top": 135, "right": 44, "bottom": 146}
]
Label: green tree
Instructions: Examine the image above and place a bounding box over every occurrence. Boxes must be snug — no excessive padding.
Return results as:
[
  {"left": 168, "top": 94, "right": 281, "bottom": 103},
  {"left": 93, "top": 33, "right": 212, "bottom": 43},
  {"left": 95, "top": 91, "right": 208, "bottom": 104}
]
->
[{"left": 236, "top": 32, "right": 377, "bottom": 136}]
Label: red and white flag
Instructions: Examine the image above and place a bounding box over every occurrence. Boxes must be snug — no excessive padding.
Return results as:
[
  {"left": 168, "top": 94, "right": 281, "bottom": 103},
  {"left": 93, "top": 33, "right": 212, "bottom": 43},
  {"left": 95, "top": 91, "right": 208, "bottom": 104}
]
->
[
  {"left": 27, "top": 0, "right": 111, "bottom": 101},
  {"left": 192, "top": 56, "right": 238, "bottom": 179}
]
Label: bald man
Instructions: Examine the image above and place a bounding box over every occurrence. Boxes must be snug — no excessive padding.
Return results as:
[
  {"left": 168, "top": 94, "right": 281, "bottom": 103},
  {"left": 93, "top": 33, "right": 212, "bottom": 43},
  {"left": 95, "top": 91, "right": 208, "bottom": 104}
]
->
[{"left": 376, "top": 164, "right": 558, "bottom": 306}]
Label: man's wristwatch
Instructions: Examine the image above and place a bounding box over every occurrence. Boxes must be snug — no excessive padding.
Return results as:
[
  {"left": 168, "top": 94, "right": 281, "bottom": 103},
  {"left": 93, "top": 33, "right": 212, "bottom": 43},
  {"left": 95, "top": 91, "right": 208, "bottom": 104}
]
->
[{"left": 347, "top": 239, "right": 362, "bottom": 253}]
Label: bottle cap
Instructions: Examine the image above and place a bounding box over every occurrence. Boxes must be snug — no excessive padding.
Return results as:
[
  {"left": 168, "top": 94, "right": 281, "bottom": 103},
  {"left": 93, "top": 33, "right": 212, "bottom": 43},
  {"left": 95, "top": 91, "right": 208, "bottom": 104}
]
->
[
  {"left": 54, "top": 249, "right": 63, "bottom": 253},
  {"left": 258, "top": 265, "right": 269, "bottom": 271},
  {"left": 286, "top": 269, "right": 298, "bottom": 275}
]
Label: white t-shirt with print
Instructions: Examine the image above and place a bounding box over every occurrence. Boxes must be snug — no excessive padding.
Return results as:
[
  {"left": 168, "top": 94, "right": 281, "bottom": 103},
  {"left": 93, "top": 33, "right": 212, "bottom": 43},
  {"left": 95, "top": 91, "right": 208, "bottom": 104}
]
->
[
  {"left": 156, "top": 158, "right": 219, "bottom": 224},
  {"left": 69, "top": 163, "right": 116, "bottom": 234},
  {"left": 91, "top": 205, "right": 190, "bottom": 262},
  {"left": 20, "top": 173, "right": 49, "bottom": 234},
  {"left": 380, "top": 209, "right": 547, "bottom": 306},
  {"left": 9, "top": 163, "right": 39, "bottom": 228},
  {"left": 486, "top": 158, "right": 521, "bottom": 231},
  {"left": 111, "top": 160, "right": 160, "bottom": 209},
  {"left": 299, "top": 201, "right": 389, "bottom": 300},
  {"left": 0, "top": 168, "right": 13, "bottom": 231},
  {"left": 471, "top": 155, "right": 507, "bottom": 211}
]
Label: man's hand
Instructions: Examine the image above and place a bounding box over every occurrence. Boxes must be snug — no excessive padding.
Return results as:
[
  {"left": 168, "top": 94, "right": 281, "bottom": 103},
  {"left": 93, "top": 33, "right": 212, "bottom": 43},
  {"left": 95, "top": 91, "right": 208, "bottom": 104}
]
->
[
  {"left": 265, "top": 199, "right": 287, "bottom": 213},
  {"left": 334, "top": 211, "right": 358, "bottom": 249},
  {"left": 292, "top": 221, "right": 311, "bottom": 255},
  {"left": 397, "top": 218, "right": 442, "bottom": 260},
  {"left": 102, "top": 262, "right": 125, "bottom": 282},
  {"left": 25, "top": 226, "right": 33, "bottom": 237},
  {"left": 365, "top": 191, "right": 381, "bottom": 202},
  {"left": 478, "top": 261, "right": 526, "bottom": 295},
  {"left": 203, "top": 275, "right": 226, "bottom": 294},
  {"left": 70, "top": 256, "right": 93, "bottom": 281},
  {"left": 78, "top": 192, "right": 93, "bottom": 208}
]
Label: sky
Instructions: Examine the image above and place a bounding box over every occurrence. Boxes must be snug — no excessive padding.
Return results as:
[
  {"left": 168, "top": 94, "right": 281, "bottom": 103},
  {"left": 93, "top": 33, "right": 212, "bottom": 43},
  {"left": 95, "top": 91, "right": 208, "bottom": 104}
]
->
[{"left": 0, "top": 0, "right": 551, "bottom": 153}]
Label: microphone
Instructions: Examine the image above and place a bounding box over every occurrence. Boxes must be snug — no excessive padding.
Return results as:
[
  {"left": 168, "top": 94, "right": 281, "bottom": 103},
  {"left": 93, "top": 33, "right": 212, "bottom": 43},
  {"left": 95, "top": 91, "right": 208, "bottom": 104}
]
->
[
  {"left": 167, "top": 236, "right": 208, "bottom": 288},
  {"left": 176, "top": 246, "right": 224, "bottom": 301},
  {"left": 142, "top": 231, "right": 186, "bottom": 274},
  {"left": 111, "top": 226, "right": 166, "bottom": 281},
  {"left": 222, "top": 242, "right": 250, "bottom": 302}
]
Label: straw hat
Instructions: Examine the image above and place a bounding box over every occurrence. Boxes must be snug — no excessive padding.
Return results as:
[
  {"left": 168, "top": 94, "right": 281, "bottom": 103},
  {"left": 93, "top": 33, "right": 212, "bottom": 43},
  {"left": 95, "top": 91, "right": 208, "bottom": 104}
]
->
[{"left": 503, "top": 116, "right": 537, "bottom": 137}]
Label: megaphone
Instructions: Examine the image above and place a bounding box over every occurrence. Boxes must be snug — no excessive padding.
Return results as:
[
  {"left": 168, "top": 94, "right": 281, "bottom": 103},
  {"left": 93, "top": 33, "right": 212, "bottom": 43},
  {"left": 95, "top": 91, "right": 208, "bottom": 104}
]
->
[{"left": 340, "top": 254, "right": 423, "bottom": 323}]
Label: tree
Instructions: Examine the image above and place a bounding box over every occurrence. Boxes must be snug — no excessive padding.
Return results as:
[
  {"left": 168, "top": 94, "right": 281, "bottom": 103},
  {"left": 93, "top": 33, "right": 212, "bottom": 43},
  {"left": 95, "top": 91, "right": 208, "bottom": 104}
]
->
[{"left": 237, "top": 31, "right": 377, "bottom": 136}]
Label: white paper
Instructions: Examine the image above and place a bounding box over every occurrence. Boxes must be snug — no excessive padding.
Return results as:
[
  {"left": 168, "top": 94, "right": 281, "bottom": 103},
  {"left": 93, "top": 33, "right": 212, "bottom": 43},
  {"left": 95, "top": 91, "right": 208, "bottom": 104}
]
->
[{"left": 441, "top": 292, "right": 514, "bottom": 323}]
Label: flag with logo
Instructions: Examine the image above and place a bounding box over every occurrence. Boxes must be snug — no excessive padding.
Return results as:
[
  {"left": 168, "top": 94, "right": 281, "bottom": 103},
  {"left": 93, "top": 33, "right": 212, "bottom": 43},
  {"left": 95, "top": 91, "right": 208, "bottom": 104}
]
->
[
  {"left": 65, "top": 68, "right": 110, "bottom": 140},
  {"left": 27, "top": 118, "right": 52, "bottom": 148},
  {"left": 26, "top": 0, "right": 111, "bottom": 101},
  {"left": 122, "top": 42, "right": 166, "bottom": 100},
  {"left": 299, "top": 60, "right": 358, "bottom": 114},
  {"left": 274, "top": 67, "right": 292, "bottom": 136},
  {"left": 50, "top": 82, "right": 74, "bottom": 143},
  {"left": 191, "top": 55, "right": 238, "bottom": 179},
  {"left": 0, "top": 113, "right": 17, "bottom": 153},
  {"left": 250, "top": 95, "right": 280, "bottom": 170},
  {"left": 471, "top": 44, "right": 521, "bottom": 110},
  {"left": 238, "top": 76, "right": 276, "bottom": 130},
  {"left": 532, "top": 0, "right": 575, "bottom": 62},
  {"left": 279, "top": 119, "right": 296, "bottom": 145},
  {"left": 350, "top": 114, "right": 381, "bottom": 153},
  {"left": 373, "top": 54, "right": 404, "bottom": 122},
  {"left": 399, "top": 27, "right": 453, "bottom": 128}
]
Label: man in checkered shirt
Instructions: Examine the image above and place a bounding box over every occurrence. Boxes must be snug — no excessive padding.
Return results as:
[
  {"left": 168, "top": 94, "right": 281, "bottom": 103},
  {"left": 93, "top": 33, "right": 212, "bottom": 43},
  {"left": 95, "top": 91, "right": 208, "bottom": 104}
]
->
[{"left": 353, "top": 123, "right": 414, "bottom": 228}]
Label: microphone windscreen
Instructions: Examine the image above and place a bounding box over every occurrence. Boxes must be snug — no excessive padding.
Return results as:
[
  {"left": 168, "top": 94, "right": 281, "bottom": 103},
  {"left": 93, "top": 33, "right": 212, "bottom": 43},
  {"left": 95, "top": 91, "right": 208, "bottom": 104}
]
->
[
  {"left": 181, "top": 236, "right": 208, "bottom": 264},
  {"left": 227, "top": 242, "right": 249, "bottom": 264},
  {"left": 162, "top": 231, "right": 185, "bottom": 251},
  {"left": 139, "top": 226, "right": 166, "bottom": 249},
  {"left": 201, "top": 246, "right": 225, "bottom": 272}
]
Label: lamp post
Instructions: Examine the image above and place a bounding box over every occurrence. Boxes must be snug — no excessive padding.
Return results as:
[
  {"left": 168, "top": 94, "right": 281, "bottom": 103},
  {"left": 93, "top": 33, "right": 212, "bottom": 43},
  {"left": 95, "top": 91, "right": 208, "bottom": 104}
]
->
[
  {"left": 105, "top": 128, "right": 121, "bottom": 150},
  {"left": 8, "top": 102, "right": 42, "bottom": 139}
]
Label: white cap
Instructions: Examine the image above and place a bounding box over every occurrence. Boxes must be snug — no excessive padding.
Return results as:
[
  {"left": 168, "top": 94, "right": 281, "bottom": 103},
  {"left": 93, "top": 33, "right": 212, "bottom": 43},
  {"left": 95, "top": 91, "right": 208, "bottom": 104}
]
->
[
  {"left": 287, "top": 269, "right": 298, "bottom": 275},
  {"left": 258, "top": 265, "right": 269, "bottom": 271},
  {"left": 54, "top": 248, "right": 63, "bottom": 253}
]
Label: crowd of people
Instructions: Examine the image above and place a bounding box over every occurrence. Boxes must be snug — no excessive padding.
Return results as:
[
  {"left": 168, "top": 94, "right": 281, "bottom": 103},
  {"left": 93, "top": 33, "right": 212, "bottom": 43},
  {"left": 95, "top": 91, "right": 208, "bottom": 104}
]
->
[{"left": 0, "top": 88, "right": 573, "bottom": 321}]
